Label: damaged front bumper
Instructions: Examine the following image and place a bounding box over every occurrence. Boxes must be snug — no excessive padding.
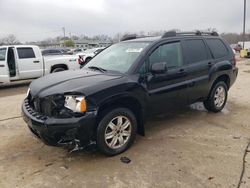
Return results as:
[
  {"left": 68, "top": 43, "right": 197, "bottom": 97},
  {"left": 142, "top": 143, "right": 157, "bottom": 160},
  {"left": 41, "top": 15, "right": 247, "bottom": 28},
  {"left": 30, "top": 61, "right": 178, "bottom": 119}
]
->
[{"left": 22, "top": 99, "right": 97, "bottom": 148}]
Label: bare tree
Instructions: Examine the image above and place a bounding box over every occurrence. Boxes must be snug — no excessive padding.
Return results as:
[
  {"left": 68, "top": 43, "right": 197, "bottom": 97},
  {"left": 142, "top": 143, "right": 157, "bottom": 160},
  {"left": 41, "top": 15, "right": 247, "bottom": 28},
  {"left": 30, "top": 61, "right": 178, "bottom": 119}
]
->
[
  {"left": 221, "top": 33, "right": 241, "bottom": 44},
  {"left": 0, "top": 34, "right": 20, "bottom": 45},
  {"left": 71, "top": 35, "right": 79, "bottom": 40},
  {"left": 204, "top": 27, "right": 217, "bottom": 32}
]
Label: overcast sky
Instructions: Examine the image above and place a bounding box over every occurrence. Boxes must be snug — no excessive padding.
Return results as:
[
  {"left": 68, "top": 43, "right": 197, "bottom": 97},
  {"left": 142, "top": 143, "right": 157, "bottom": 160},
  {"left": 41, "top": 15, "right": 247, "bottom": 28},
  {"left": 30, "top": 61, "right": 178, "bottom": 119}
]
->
[{"left": 0, "top": 0, "right": 249, "bottom": 42}]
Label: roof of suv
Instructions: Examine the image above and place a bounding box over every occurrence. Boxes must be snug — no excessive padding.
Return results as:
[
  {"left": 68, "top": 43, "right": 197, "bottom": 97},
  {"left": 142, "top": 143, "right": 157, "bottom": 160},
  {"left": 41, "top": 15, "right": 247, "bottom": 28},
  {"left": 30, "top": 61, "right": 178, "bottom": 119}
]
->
[
  {"left": 127, "top": 36, "right": 161, "bottom": 42},
  {"left": 121, "top": 31, "right": 220, "bottom": 43}
]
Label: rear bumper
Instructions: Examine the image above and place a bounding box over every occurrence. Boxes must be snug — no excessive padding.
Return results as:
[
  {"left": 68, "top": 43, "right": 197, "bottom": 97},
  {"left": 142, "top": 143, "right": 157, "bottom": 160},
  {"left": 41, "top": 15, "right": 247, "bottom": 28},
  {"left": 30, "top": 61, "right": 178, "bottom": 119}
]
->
[{"left": 22, "top": 99, "right": 97, "bottom": 146}]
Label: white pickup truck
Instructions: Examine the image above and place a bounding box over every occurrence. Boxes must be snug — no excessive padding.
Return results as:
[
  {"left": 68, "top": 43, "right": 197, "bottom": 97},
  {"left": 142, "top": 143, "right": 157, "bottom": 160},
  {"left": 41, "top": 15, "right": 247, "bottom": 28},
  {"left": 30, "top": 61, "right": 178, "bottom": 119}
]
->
[{"left": 0, "top": 45, "right": 80, "bottom": 84}]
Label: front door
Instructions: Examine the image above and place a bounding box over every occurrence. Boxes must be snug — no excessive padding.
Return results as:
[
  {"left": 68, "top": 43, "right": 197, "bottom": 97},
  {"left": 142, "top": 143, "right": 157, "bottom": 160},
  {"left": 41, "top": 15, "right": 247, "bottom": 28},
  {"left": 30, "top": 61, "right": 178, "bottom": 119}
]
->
[
  {"left": 0, "top": 47, "right": 10, "bottom": 83},
  {"left": 145, "top": 41, "right": 189, "bottom": 115}
]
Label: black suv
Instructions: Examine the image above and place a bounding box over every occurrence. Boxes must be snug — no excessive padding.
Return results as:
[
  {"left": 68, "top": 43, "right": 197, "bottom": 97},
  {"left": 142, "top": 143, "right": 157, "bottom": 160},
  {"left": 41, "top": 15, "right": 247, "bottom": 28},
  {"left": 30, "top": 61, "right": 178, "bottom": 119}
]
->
[{"left": 22, "top": 31, "right": 238, "bottom": 156}]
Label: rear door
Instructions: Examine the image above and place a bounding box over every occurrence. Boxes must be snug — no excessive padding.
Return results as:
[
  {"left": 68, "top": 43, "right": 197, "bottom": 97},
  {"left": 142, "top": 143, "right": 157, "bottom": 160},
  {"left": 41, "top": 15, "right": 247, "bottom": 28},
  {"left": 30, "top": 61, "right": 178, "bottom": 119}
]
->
[
  {"left": 182, "top": 38, "right": 212, "bottom": 103},
  {"left": 146, "top": 41, "right": 189, "bottom": 114},
  {"left": 16, "top": 47, "right": 43, "bottom": 79},
  {"left": 0, "top": 47, "right": 10, "bottom": 83}
]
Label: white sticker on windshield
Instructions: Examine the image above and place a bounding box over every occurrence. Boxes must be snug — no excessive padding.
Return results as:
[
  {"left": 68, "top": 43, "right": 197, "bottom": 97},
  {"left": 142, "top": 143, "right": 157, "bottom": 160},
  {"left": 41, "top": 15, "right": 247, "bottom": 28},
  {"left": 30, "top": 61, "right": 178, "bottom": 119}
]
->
[{"left": 126, "top": 48, "right": 143, "bottom": 53}]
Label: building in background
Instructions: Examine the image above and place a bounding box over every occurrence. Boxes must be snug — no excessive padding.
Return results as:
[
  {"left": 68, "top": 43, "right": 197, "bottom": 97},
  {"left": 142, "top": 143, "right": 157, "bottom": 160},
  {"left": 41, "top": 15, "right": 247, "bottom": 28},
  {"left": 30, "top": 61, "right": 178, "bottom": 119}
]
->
[
  {"left": 29, "top": 39, "right": 112, "bottom": 50},
  {"left": 73, "top": 39, "right": 112, "bottom": 49}
]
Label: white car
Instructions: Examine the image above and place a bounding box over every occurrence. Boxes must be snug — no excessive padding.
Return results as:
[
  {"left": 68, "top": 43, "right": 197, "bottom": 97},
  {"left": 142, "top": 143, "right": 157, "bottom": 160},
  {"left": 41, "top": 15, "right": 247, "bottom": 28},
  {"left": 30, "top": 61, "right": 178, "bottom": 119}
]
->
[
  {"left": 69, "top": 48, "right": 85, "bottom": 55},
  {"left": 0, "top": 45, "right": 80, "bottom": 84},
  {"left": 76, "top": 47, "right": 105, "bottom": 63}
]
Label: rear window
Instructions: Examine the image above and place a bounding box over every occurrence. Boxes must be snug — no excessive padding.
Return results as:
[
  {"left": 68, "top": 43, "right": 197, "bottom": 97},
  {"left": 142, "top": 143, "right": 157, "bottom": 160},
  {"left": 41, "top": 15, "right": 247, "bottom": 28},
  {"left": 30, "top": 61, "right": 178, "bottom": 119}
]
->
[
  {"left": 17, "top": 48, "right": 35, "bottom": 59},
  {"left": 183, "top": 39, "right": 208, "bottom": 64},
  {"left": 0, "top": 48, "right": 7, "bottom": 61},
  {"left": 206, "top": 39, "right": 228, "bottom": 58}
]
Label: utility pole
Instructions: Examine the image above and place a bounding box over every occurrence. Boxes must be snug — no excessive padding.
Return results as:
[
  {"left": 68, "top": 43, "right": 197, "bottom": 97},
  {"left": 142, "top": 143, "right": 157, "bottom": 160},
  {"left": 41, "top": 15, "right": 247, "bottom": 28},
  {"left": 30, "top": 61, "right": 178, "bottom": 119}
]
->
[
  {"left": 62, "top": 27, "right": 65, "bottom": 47},
  {"left": 62, "top": 27, "right": 65, "bottom": 39},
  {"left": 243, "top": 0, "right": 246, "bottom": 49}
]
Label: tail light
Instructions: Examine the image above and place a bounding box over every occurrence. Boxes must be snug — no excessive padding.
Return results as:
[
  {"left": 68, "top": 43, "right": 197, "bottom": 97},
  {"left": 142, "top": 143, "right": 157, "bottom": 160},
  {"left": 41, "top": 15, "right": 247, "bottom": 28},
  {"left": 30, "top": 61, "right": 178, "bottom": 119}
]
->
[
  {"left": 77, "top": 57, "right": 81, "bottom": 65},
  {"left": 78, "top": 55, "right": 84, "bottom": 65}
]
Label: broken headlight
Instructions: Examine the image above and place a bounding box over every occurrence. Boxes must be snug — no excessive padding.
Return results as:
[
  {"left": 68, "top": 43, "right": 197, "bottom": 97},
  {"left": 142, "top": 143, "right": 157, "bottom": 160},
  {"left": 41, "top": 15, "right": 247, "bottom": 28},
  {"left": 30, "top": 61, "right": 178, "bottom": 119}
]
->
[
  {"left": 64, "top": 96, "right": 86, "bottom": 113},
  {"left": 26, "top": 88, "right": 30, "bottom": 97}
]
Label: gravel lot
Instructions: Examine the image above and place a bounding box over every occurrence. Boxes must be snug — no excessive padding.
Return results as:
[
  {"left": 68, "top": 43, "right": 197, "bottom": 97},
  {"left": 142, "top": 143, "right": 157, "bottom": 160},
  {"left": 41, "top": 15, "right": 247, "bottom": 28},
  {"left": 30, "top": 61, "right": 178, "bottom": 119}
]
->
[{"left": 0, "top": 60, "right": 250, "bottom": 188}]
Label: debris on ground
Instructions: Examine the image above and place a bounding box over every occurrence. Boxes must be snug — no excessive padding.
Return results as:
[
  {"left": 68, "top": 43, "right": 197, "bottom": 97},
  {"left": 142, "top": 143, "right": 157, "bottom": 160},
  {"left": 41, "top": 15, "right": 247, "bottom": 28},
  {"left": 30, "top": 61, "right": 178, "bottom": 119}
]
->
[
  {"left": 233, "top": 136, "right": 241, "bottom": 139},
  {"left": 120, "top": 156, "right": 131, "bottom": 164},
  {"left": 60, "top": 165, "right": 69, "bottom": 170},
  {"left": 208, "top": 177, "right": 214, "bottom": 180},
  {"left": 45, "top": 163, "right": 53, "bottom": 167}
]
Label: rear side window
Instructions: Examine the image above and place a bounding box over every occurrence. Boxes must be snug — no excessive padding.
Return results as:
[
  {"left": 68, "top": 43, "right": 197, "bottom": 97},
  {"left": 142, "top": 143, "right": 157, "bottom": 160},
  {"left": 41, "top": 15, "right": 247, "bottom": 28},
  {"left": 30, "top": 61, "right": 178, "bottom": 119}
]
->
[
  {"left": 17, "top": 48, "right": 35, "bottom": 59},
  {"left": 183, "top": 39, "right": 208, "bottom": 64},
  {"left": 206, "top": 39, "right": 228, "bottom": 59}
]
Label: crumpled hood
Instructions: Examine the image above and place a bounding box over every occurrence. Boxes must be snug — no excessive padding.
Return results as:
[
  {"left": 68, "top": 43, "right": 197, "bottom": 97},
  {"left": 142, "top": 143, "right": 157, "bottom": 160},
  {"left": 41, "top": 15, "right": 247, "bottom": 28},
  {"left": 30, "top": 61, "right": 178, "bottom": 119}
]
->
[{"left": 29, "top": 69, "right": 124, "bottom": 98}]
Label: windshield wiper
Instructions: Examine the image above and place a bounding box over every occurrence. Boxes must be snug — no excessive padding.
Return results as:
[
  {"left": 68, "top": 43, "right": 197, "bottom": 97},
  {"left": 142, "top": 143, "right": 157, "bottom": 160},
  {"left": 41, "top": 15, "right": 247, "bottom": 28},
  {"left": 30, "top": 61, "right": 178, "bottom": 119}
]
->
[{"left": 88, "top": 66, "right": 107, "bottom": 73}]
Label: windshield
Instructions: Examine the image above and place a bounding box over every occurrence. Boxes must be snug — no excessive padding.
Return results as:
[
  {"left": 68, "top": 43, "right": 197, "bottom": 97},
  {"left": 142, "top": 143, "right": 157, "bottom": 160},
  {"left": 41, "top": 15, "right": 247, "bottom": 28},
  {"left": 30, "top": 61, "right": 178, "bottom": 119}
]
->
[
  {"left": 0, "top": 48, "right": 7, "bottom": 61},
  {"left": 85, "top": 42, "right": 149, "bottom": 73}
]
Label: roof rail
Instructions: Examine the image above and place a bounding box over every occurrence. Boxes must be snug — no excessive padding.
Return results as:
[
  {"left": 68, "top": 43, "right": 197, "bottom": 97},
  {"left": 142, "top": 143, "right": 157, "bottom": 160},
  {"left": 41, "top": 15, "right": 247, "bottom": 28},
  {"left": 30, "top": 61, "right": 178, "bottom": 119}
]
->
[
  {"left": 120, "top": 34, "right": 137, "bottom": 41},
  {"left": 120, "top": 34, "right": 156, "bottom": 42},
  {"left": 162, "top": 30, "right": 219, "bottom": 38}
]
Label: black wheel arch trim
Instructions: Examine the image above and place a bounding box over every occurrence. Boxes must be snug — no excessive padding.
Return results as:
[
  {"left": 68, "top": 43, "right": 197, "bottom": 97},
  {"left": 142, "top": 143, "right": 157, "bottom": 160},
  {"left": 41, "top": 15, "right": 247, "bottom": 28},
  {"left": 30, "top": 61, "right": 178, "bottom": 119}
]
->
[
  {"left": 50, "top": 64, "right": 69, "bottom": 73},
  {"left": 95, "top": 93, "right": 146, "bottom": 136}
]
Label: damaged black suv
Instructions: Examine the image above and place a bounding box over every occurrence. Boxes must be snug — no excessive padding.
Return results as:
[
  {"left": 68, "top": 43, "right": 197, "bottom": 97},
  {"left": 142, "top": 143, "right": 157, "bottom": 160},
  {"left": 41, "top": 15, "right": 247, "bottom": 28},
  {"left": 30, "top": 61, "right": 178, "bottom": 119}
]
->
[{"left": 22, "top": 31, "right": 238, "bottom": 156}]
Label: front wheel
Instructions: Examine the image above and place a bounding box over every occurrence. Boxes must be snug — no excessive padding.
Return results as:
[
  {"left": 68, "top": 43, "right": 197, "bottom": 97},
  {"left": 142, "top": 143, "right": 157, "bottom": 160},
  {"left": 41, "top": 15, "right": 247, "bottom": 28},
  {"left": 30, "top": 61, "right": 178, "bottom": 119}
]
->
[
  {"left": 96, "top": 108, "right": 137, "bottom": 156},
  {"left": 203, "top": 81, "right": 228, "bottom": 113}
]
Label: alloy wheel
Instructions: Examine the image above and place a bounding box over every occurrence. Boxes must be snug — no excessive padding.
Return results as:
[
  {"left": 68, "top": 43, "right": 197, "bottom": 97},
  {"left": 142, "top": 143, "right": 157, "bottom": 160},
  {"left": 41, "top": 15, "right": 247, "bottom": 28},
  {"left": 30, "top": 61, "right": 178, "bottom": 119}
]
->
[{"left": 104, "top": 116, "right": 132, "bottom": 149}]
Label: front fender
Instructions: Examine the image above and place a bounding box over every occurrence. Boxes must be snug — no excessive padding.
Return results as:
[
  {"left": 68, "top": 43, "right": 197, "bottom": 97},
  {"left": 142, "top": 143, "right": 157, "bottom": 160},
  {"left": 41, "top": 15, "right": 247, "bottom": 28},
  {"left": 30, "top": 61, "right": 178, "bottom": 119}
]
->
[{"left": 88, "top": 85, "right": 148, "bottom": 136}]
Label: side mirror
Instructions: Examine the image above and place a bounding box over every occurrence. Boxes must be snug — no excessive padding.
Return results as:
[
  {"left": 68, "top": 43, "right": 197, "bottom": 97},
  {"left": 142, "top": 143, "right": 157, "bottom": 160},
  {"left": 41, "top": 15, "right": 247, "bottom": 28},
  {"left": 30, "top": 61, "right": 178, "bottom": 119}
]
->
[{"left": 150, "top": 62, "right": 167, "bottom": 74}]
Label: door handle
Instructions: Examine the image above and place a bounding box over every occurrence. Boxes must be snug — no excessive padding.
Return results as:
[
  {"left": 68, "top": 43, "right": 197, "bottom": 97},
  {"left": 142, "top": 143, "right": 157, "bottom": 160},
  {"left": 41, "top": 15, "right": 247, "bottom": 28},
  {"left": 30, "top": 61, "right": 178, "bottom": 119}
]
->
[
  {"left": 0, "top": 64, "right": 5, "bottom": 67},
  {"left": 33, "top": 60, "right": 40, "bottom": 63},
  {"left": 208, "top": 62, "right": 213, "bottom": 67}
]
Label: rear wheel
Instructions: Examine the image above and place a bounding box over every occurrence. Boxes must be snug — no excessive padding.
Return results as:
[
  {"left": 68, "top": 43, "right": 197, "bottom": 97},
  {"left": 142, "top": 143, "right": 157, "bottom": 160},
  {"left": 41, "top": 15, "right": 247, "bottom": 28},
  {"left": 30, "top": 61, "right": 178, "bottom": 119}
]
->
[
  {"left": 52, "top": 67, "right": 66, "bottom": 73},
  {"left": 96, "top": 108, "right": 137, "bottom": 156},
  {"left": 203, "top": 81, "right": 228, "bottom": 112}
]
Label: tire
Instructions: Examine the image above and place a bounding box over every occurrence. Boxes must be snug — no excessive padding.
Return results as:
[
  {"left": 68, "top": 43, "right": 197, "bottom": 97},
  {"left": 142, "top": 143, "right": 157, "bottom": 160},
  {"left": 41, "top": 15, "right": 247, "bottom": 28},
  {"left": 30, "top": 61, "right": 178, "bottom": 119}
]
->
[
  {"left": 203, "top": 81, "right": 228, "bottom": 113},
  {"left": 52, "top": 67, "right": 66, "bottom": 73},
  {"left": 96, "top": 108, "right": 137, "bottom": 156}
]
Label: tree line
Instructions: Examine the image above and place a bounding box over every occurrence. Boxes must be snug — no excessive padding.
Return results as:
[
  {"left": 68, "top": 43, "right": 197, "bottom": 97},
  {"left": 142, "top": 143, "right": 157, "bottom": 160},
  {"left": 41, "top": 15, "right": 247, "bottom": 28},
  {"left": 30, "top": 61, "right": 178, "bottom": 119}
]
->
[{"left": 1, "top": 31, "right": 250, "bottom": 46}]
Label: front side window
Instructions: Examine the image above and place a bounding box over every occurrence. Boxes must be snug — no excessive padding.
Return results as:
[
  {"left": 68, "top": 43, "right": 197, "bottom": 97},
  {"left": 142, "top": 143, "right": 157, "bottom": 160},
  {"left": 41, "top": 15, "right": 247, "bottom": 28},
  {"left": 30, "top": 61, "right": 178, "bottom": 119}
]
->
[
  {"left": 0, "top": 48, "right": 7, "bottom": 61},
  {"left": 183, "top": 39, "right": 208, "bottom": 64},
  {"left": 149, "top": 42, "right": 183, "bottom": 69},
  {"left": 206, "top": 39, "right": 229, "bottom": 59},
  {"left": 85, "top": 42, "right": 150, "bottom": 73},
  {"left": 17, "top": 48, "right": 35, "bottom": 59}
]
